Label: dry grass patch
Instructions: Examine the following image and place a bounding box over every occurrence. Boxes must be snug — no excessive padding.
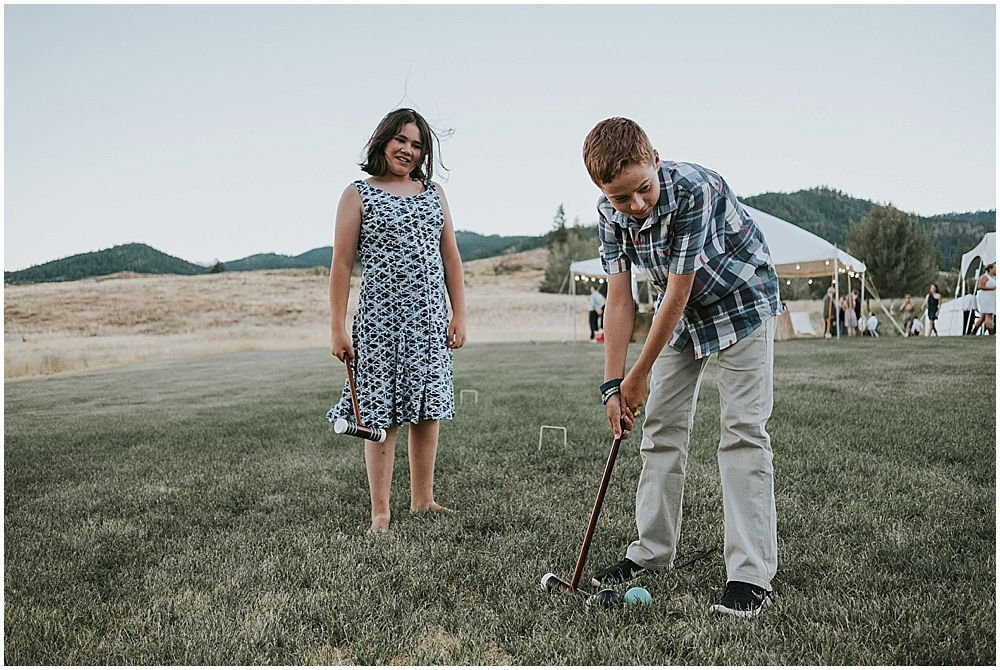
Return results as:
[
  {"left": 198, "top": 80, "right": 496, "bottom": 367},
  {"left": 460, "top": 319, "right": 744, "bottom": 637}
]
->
[{"left": 5, "top": 250, "right": 603, "bottom": 379}]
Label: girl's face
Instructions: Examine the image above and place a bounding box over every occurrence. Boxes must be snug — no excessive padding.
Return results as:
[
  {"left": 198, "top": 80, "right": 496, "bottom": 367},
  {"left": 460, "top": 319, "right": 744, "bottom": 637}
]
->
[{"left": 383, "top": 122, "right": 423, "bottom": 178}]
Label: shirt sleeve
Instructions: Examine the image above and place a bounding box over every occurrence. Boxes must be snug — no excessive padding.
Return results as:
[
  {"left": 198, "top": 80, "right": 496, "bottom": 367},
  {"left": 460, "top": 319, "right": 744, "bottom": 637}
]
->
[
  {"left": 597, "top": 198, "right": 631, "bottom": 276},
  {"left": 668, "top": 182, "right": 711, "bottom": 276}
]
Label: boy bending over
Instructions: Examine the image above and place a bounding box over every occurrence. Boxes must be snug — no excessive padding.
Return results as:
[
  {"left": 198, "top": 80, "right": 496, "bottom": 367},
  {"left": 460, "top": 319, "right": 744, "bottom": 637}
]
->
[{"left": 583, "top": 118, "right": 783, "bottom": 618}]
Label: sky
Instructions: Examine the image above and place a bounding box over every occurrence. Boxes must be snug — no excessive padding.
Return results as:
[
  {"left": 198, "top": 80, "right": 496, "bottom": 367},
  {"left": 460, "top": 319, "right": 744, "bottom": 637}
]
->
[{"left": 4, "top": 3, "right": 996, "bottom": 271}]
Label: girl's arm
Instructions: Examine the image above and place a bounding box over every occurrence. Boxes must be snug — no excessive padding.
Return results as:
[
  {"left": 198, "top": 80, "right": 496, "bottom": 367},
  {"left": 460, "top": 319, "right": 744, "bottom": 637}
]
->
[
  {"left": 330, "top": 184, "right": 363, "bottom": 361},
  {"left": 435, "top": 184, "right": 467, "bottom": 349},
  {"left": 978, "top": 275, "right": 991, "bottom": 291}
]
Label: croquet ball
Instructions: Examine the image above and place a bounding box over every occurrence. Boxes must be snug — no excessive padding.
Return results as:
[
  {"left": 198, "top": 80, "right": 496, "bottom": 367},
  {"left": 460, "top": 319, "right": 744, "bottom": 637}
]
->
[
  {"left": 586, "top": 588, "right": 623, "bottom": 608},
  {"left": 624, "top": 586, "right": 652, "bottom": 605}
]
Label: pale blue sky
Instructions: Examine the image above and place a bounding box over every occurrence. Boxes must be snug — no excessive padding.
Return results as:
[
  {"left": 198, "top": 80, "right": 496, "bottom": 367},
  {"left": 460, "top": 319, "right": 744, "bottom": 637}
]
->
[{"left": 5, "top": 4, "right": 996, "bottom": 271}]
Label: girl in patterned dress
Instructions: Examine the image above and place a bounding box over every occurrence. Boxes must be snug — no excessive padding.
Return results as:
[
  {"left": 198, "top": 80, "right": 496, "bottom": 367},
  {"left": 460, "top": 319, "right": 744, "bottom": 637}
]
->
[{"left": 328, "top": 109, "right": 466, "bottom": 533}]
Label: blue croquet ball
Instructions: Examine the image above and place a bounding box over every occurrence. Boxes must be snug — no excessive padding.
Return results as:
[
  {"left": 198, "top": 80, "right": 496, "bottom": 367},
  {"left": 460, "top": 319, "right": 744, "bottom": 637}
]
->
[
  {"left": 624, "top": 586, "right": 652, "bottom": 605},
  {"left": 586, "top": 588, "right": 623, "bottom": 608}
]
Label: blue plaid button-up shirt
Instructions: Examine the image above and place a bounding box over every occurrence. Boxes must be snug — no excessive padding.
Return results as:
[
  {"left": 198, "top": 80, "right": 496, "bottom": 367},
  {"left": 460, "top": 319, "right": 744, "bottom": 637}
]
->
[{"left": 598, "top": 160, "right": 783, "bottom": 359}]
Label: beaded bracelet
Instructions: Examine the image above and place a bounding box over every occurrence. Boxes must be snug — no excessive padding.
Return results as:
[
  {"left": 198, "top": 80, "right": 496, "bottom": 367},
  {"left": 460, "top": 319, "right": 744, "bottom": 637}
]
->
[
  {"left": 599, "top": 378, "right": 623, "bottom": 393},
  {"left": 600, "top": 378, "right": 623, "bottom": 405}
]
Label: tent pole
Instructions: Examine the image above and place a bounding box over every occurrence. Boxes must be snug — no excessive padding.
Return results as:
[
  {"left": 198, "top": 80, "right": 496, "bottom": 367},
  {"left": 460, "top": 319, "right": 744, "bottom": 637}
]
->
[
  {"left": 847, "top": 269, "right": 852, "bottom": 333},
  {"left": 834, "top": 254, "right": 840, "bottom": 339},
  {"left": 861, "top": 272, "right": 866, "bottom": 319},
  {"left": 865, "top": 273, "right": 906, "bottom": 336},
  {"left": 570, "top": 269, "right": 576, "bottom": 343}
]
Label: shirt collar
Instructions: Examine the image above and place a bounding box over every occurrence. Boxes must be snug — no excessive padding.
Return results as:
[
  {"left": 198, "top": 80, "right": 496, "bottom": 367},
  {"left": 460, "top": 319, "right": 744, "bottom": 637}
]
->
[{"left": 609, "top": 161, "right": 678, "bottom": 230}]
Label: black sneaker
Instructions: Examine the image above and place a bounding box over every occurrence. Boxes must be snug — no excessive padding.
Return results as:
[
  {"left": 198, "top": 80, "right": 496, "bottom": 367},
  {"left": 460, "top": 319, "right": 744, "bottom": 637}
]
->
[
  {"left": 591, "top": 558, "right": 650, "bottom": 587},
  {"left": 710, "top": 581, "right": 773, "bottom": 618}
]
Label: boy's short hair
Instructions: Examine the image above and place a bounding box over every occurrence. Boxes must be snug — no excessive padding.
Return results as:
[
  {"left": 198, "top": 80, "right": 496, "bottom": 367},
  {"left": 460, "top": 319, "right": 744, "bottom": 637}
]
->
[{"left": 582, "top": 117, "right": 655, "bottom": 187}]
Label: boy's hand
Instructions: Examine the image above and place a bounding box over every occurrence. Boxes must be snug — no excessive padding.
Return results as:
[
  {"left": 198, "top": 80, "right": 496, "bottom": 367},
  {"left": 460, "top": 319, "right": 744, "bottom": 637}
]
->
[
  {"left": 620, "top": 371, "right": 648, "bottom": 418},
  {"left": 606, "top": 394, "right": 639, "bottom": 439}
]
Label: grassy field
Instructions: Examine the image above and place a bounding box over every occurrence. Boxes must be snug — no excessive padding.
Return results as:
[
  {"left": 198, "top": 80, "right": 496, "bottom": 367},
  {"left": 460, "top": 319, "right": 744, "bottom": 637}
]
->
[{"left": 4, "top": 337, "right": 995, "bottom": 664}]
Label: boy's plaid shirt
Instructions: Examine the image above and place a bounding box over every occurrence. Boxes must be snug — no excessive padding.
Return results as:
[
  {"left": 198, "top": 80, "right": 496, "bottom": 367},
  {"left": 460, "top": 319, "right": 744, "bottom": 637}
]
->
[{"left": 598, "top": 160, "right": 783, "bottom": 360}]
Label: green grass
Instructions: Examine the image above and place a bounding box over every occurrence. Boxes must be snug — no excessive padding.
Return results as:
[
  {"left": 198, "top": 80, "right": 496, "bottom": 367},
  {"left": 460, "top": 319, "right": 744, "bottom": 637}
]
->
[{"left": 4, "top": 338, "right": 995, "bottom": 664}]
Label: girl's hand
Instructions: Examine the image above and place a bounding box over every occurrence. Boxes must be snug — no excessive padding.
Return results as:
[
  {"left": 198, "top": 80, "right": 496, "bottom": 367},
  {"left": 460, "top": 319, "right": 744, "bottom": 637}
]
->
[
  {"left": 331, "top": 329, "right": 355, "bottom": 362},
  {"left": 447, "top": 314, "right": 467, "bottom": 349}
]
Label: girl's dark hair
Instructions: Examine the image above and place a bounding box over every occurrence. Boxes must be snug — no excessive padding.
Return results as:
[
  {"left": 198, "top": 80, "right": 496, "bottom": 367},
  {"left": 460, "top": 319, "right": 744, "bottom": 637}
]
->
[{"left": 360, "top": 108, "right": 445, "bottom": 182}]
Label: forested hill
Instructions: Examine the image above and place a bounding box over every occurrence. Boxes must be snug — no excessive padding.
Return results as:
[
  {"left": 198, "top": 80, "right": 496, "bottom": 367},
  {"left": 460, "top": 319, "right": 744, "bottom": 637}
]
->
[
  {"left": 4, "top": 243, "right": 208, "bottom": 284},
  {"left": 741, "top": 187, "right": 995, "bottom": 271},
  {"left": 224, "top": 248, "right": 334, "bottom": 272},
  {"left": 454, "top": 230, "right": 547, "bottom": 260}
]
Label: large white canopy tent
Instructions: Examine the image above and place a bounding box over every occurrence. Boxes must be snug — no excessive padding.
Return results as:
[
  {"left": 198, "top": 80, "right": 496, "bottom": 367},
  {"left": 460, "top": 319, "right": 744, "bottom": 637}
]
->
[
  {"left": 958, "top": 232, "right": 996, "bottom": 291},
  {"left": 565, "top": 205, "right": 868, "bottom": 340},
  {"left": 935, "top": 231, "right": 996, "bottom": 336}
]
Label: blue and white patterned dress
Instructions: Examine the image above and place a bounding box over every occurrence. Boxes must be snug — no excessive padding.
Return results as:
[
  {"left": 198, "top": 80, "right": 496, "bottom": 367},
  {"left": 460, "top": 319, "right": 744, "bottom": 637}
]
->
[{"left": 327, "top": 180, "right": 455, "bottom": 429}]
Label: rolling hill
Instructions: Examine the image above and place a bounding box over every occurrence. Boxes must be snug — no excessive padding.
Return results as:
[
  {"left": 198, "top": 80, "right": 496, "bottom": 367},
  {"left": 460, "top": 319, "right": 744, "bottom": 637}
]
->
[
  {"left": 223, "top": 248, "right": 334, "bottom": 272},
  {"left": 4, "top": 243, "right": 208, "bottom": 284},
  {"left": 6, "top": 189, "right": 994, "bottom": 284}
]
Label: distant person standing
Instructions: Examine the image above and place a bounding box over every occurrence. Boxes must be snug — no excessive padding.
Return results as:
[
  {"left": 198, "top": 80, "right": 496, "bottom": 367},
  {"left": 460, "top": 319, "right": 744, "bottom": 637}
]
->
[
  {"left": 971, "top": 263, "right": 996, "bottom": 335},
  {"left": 842, "top": 295, "right": 857, "bottom": 337},
  {"left": 822, "top": 286, "right": 835, "bottom": 338},
  {"left": 899, "top": 295, "right": 916, "bottom": 336},
  {"left": 922, "top": 284, "right": 942, "bottom": 336},
  {"left": 852, "top": 289, "right": 862, "bottom": 335},
  {"left": 588, "top": 285, "right": 606, "bottom": 340}
]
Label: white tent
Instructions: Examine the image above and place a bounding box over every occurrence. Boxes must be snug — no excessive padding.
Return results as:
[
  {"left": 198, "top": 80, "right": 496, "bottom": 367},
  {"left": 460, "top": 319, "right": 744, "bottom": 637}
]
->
[
  {"left": 741, "top": 205, "right": 866, "bottom": 277},
  {"left": 956, "top": 232, "right": 996, "bottom": 296},
  {"left": 565, "top": 205, "right": 867, "bottom": 340},
  {"left": 935, "top": 232, "right": 998, "bottom": 337}
]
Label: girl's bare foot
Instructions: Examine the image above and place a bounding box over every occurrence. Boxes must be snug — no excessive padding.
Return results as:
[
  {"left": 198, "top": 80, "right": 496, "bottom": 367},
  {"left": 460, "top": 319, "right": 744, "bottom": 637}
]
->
[
  {"left": 369, "top": 513, "right": 391, "bottom": 533},
  {"left": 410, "top": 501, "right": 453, "bottom": 514}
]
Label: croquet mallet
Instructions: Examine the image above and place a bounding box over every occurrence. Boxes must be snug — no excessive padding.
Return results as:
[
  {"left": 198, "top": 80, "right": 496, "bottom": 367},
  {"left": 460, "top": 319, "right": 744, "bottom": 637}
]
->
[
  {"left": 541, "top": 422, "right": 626, "bottom": 596},
  {"left": 331, "top": 355, "right": 387, "bottom": 443}
]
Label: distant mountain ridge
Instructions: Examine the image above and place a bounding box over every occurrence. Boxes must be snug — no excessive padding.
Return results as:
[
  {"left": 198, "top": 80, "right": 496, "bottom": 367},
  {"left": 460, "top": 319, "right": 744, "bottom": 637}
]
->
[{"left": 6, "top": 188, "right": 994, "bottom": 283}]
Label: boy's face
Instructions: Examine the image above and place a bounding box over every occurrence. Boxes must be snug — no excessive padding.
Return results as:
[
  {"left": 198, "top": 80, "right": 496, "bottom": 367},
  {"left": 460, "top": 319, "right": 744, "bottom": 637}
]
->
[{"left": 600, "top": 150, "right": 661, "bottom": 222}]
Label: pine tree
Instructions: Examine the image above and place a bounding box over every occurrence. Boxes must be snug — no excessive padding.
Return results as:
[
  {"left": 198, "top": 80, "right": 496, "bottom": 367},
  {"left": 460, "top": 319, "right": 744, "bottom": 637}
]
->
[
  {"left": 847, "top": 204, "right": 937, "bottom": 298},
  {"left": 539, "top": 205, "right": 599, "bottom": 293}
]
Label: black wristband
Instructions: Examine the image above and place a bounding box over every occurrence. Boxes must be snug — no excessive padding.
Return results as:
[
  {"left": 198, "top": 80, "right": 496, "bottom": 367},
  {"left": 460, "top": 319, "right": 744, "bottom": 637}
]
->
[{"left": 599, "top": 378, "right": 623, "bottom": 394}]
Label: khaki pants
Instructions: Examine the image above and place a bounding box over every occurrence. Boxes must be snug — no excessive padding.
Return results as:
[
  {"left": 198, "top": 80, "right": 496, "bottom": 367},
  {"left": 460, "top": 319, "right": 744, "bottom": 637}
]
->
[{"left": 625, "top": 317, "right": 777, "bottom": 591}]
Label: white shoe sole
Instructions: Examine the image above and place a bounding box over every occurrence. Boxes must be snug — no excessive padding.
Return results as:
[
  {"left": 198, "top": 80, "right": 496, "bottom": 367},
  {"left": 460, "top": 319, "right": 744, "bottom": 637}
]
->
[{"left": 710, "top": 596, "right": 773, "bottom": 618}]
